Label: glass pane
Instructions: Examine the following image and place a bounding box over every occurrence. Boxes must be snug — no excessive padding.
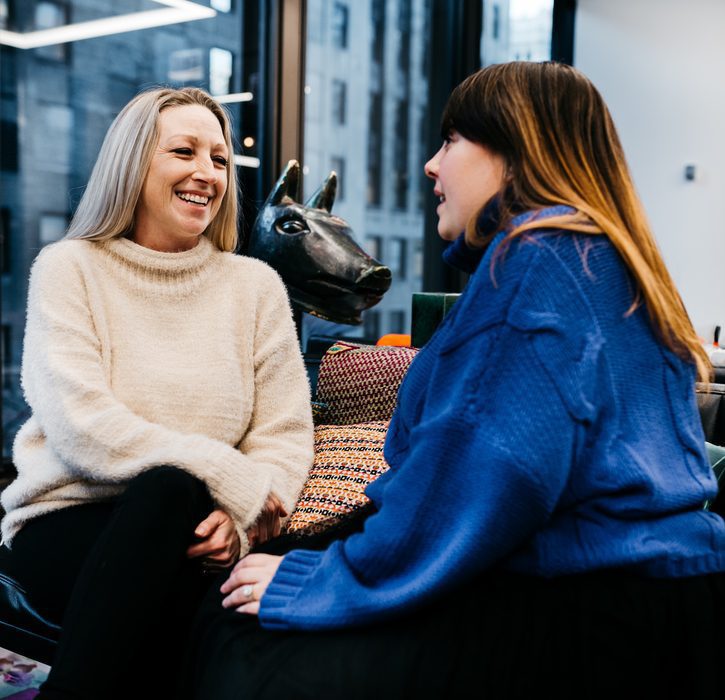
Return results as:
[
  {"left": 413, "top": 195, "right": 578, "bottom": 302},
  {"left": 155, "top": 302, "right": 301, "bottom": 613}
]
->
[
  {"left": 481, "top": 0, "right": 554, "bottom": 66},
  {"left": 302, "top": 0, "right": 431, "bottom": 348},
  {"left": 0, "top": 0, "right": 268, "bottom": 461}
]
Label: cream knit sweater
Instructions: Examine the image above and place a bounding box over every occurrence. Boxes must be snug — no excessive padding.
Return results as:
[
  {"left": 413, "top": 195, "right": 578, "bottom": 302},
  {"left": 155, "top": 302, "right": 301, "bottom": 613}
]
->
[{"left": 1, "top": 235, "right": 314, "bottom": 550}]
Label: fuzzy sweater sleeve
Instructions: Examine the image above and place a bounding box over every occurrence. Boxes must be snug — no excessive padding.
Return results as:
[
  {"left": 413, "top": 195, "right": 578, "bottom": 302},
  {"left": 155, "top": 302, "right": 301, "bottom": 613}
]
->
[
  {"left": 17, "top": 245, "right": 311, "bottom": 545},
  {"left": 259, "top": 238, "right": 603, "bottom": 630},
  {"left": 237, "top": 269, "right": 314, "bottom": 519}
]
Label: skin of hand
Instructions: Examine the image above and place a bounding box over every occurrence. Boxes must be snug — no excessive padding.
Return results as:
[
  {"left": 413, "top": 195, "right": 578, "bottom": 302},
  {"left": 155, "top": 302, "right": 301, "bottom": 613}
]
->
[
  {"left": 187, "top": 509, "right": 241, "bottom": 569},
  {"left": 220, "top": 553, "right": 284, "bottom": 615},
  {"left": 245, "top": 492, "right": 288, "bottom": 549}
]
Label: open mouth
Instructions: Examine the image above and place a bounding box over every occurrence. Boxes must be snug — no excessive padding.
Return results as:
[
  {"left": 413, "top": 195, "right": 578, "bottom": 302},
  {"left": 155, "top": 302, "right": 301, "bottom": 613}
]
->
[{"left": 176, "top": 191, "right": 210, "bottom": 207}]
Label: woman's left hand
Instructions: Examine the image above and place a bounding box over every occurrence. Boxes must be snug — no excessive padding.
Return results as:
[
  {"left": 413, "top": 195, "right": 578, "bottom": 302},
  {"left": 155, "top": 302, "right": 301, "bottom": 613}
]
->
[
  {"left": 187, "top": 509, "right": 241, "bottom": 570},
  {"left": 220, "top": 553, "right": 284, "bottom": 615}
]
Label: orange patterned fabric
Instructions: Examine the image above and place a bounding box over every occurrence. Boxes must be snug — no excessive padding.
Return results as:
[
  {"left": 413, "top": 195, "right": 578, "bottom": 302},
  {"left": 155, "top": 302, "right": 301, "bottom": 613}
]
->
[
  {"left": 315, "top": 342, "right": 418, "bottom": 424},
  {"left": 284, "top": 421, "right": 390, "bottom": 536}
]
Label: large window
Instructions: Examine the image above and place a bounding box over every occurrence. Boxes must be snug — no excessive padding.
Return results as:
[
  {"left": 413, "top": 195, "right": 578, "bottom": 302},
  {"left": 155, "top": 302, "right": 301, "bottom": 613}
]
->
[
  {"left": 302, "top": 0, "right": 432, "bottom": 348},
  {"left": 0, "top": 0, "right": 269, "bottom": 461}
]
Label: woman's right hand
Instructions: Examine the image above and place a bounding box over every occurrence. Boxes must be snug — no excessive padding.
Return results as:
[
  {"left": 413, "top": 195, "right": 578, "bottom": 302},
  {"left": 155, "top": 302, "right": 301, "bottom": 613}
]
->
[{"left": 246, "top": 492, "right": 288, "bottom": 548}]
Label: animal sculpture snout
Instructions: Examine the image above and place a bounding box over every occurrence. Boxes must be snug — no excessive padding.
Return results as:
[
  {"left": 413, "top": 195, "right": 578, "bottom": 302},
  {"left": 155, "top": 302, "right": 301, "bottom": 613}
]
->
[{"left": 356, "top": 265, "right": 392, "bottom": 293}]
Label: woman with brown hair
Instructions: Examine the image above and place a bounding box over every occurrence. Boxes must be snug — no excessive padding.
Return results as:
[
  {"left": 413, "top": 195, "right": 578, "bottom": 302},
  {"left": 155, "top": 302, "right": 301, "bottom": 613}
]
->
[{"left": 189, "top": 62, "right": 725, "bottom": 699}]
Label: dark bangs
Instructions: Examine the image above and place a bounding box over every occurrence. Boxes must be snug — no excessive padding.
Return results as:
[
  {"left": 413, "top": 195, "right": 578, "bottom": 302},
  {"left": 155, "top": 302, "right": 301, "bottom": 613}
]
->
[
  {"left": 439, "top": 70, "right": 512, "bottom": 159},
  {"left": 439, "top": 77, "right": 484, "bottom": 143}
]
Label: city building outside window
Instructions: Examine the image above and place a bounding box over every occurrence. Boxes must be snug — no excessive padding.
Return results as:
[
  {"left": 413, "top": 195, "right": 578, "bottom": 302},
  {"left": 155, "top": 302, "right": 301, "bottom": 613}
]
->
[
  {"left": 366, "top": 94, "right": 383, "bottom": 207},
  {"left": 412, "top": 238, "right": 423, "bottom": 282},
  {"left": 389, "top": 237, "right": 408, "bottom": 281},
  {"left": 331, "top": 78, "right": 347, "bottom": 125},
  {"left": 303, "top": 0, "right": 431, "bottom": 346},
  {"left": 393, "top": 98, "right": 410, "bottom": 210},
  {"left": 331, "top": 2, "right": 349, "bottom": 49},
  {"left": 365, "top": 234, "right": 383, "bottom": 262},
  {"left": 330, "top": 156, "right": 346, "bottom": 200},
  {"left": 307, "top": 0, "right": 323, "bottom": 43}
]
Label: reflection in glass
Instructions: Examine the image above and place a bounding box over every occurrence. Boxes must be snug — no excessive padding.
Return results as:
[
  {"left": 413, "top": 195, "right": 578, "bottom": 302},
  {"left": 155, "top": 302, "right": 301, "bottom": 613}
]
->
[
  {"left": 35, "top": 1, "right": 68, "bottom": 60},
  {"left": 39, "top": 214, "right": 68, "bottom": 246},
  {"left": 210, "top": 46, "right": 234, "bottom": 96},
  {"left": 0, "top": 0, "right": 265, "bottom": 461}
]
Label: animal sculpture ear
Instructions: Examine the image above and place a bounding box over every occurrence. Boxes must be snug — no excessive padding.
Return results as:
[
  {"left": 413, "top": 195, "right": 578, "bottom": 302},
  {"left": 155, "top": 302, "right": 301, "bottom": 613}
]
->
[
  {"left": 304, "top": 171, "right": 337, "bottom": 212},
  {"left": 265, "top": 160, "right": 300, "bottom": 206}
]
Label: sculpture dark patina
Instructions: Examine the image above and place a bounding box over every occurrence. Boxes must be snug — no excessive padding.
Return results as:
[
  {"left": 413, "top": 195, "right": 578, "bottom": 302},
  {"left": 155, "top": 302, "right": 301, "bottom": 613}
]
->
[{"left": 248, "top": 160, "right": 392, "bottom": 325}]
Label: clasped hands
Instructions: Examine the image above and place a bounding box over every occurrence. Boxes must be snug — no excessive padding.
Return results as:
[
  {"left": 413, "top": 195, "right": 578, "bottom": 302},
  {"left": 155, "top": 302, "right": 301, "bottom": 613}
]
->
[{"left": 186, "top": 492, "right": 287, "bottom": 572}]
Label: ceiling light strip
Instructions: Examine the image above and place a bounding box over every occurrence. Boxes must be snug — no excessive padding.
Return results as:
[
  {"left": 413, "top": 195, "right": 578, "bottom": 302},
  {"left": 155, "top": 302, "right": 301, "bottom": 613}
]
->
[
  {"left": 234, "top": 155, "right": 260, "bottom": 169},
  {"left": 215, "top": 92, "right": 254, "bottom": 104},
  {"left": 0, "top": 1, "right": 215, "bottom": 49}
]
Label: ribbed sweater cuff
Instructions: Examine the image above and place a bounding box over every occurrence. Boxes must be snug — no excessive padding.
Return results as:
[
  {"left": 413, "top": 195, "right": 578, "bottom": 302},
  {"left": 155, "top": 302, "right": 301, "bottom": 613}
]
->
[
  {"left": 258, "top": 549, "right": 323, "bottom": 629},
  {"left": 184, "top": 437, "right": 272, "bottom": 538}
]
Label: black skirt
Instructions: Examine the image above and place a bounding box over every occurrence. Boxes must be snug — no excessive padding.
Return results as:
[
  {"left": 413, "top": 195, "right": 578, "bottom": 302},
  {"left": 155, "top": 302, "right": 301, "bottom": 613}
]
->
[{"left": 184, "top": 522, "right": 725, "bottom": 700}]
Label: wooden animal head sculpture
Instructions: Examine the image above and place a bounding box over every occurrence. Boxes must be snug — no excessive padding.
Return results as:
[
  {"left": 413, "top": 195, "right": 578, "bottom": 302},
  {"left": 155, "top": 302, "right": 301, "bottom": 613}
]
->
[{"left": 248, "top": 160, "right": 392, "bottom": 325}]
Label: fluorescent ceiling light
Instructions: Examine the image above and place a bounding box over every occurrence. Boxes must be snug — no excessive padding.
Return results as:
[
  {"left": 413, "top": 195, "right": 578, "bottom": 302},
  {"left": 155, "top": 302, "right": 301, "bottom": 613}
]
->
[
  {"left": 234, "top": 155, "right": 260, "bottom": 169},
  {"left": 215, "top": 92, "right": 254, "bottom": 104},
  {"left": 0, "top": 1, "right": 216, "bottom": 49}
]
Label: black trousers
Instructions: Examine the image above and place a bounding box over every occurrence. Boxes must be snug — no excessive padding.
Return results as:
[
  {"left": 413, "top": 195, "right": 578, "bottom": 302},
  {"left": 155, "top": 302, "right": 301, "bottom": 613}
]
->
[
  {"left": 185, "top": 518, "right": 725, "bottom": 700},
  {"left": 3, "top": 466, "right": 215, "bottom": 700}
]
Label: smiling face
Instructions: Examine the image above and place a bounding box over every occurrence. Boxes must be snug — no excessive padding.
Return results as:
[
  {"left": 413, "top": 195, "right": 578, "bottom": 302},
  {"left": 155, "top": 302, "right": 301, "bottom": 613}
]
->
[
  {"left": 133, "top": 104, "right": 229, "bottom": 251},
  {"left": 424, "top": 131, "right": 506, "bottom": 241}
]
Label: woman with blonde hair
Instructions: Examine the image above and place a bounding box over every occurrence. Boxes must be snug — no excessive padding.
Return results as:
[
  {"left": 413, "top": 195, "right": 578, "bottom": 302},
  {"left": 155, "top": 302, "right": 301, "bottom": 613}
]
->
[
  {"left": 0, "top": 86, "right": 313, "bottom": 699},
  {"left": 188, "top": 62, "right": 725, "bottom": 699}
]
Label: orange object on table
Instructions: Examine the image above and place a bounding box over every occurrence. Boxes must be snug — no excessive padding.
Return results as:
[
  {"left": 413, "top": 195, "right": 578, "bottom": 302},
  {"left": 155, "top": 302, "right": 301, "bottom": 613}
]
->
[{"left": 376, "top": 333, "right": 411, "bottom": 347}]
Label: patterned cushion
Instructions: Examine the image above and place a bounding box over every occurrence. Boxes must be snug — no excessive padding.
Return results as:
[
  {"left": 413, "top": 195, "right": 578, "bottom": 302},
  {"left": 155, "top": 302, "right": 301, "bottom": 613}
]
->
[
  {"left": 284, "top": 421, "right": 390, "bottom": 536},
  {"left": 315, "top": 341, "right": 418, "bottom": 424}
]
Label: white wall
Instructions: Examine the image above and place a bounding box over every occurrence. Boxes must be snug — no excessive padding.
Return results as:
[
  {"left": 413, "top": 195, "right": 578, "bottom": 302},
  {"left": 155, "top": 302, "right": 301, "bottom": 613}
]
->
[{"left": 574, "top": 0, "right": 725, "bottom": 342}]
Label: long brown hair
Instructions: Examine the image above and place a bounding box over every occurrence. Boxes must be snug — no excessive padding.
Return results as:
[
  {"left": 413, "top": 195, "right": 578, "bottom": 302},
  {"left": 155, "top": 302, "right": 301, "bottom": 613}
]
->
[
  {"left": 441, "top": 61, "right": 710, "bottom": 381},
  {"left": 65, "top": 87, "right": 239, "bottom": 252}
]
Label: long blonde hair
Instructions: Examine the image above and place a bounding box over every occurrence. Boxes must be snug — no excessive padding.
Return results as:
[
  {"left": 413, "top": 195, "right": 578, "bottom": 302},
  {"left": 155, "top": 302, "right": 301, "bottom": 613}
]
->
[
  {"left": 65, "top": 87, "right": 238, "bottom": 252},
  {"left": 441, "top": 61, "right": 710, "bottom": 382}
]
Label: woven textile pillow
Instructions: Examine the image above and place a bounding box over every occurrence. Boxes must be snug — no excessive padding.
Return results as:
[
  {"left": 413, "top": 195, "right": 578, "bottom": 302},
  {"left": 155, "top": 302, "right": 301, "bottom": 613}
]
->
[
  {"left": 284, "top": 420, "right": 390, "bottom": 536},
  {"left": 315, "top": 342, "right": 418, "bottom": 424}
]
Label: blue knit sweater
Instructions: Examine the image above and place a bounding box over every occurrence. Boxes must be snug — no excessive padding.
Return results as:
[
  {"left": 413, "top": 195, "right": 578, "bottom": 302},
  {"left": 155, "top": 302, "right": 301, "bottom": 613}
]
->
[{"left": 260, "top": 206, "right": 725, "bottom": 631}]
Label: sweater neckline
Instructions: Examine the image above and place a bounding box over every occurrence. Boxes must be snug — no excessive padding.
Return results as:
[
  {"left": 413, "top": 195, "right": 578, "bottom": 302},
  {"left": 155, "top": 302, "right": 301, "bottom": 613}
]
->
[
  {"left": 107, "top": 234, "right": 215, "bottom": 274},
  {"left": 443, "top": 202, "right": 577, "bottom": 274},
  {"left": 99, "top": 234, "right": 220, "bottom": 298}
]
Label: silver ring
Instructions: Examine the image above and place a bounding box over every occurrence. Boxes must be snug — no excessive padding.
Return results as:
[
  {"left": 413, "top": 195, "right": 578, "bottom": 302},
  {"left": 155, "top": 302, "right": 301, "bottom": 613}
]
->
[{"left": 242, "top": 584, "right": 254, "bottom": 599}]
